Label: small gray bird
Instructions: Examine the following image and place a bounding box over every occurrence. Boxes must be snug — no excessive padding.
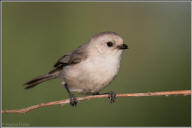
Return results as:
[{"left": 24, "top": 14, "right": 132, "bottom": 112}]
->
[{"left": 24, "top": 32, "right": 128, "bottom": 106}]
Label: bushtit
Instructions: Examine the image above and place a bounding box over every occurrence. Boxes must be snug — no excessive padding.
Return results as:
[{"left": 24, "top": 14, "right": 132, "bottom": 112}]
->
[{"left": 24, "top": 32, "right": 128, "bottom": 106}]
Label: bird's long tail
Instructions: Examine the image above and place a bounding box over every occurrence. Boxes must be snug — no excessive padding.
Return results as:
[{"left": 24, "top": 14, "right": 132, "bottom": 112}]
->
[{"left": 24, "top": 68, "right": 61, "bottom": 89}]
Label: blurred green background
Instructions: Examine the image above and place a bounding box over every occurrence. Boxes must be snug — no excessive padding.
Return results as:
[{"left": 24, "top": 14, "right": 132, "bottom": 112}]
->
[{"left": 2, "top": 2, "right": 191, "bottom": 127}]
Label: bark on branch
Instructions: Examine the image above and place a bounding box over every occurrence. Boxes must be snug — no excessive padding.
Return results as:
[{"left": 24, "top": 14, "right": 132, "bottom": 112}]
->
[{"left": 2, "top": 90, "right": 191, "bottom": 114}]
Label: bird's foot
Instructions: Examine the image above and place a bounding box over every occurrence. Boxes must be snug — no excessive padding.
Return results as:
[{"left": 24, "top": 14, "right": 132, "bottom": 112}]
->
[
  {"left": 105, "top": 91, "right": 116, "bottom": 103},
  {"left": 93, "top": 91, "right": 116, "bottom": 103},
  {"left": 69, "top": 94, "right": 78, "bottom": 106}
]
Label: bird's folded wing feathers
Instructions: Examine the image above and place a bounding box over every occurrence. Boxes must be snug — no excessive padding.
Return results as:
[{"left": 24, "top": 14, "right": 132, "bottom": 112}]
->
[{"left": 54, "top": 43, "right": 88, "bottom": 68}]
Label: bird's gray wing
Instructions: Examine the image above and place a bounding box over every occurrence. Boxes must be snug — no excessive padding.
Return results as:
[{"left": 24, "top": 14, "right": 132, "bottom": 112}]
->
[
  {"left": 54, "top": 43, "right": 88, "bottom": 68},
  {"left": 24, "top": 43, "right": 88, "bottom": 89}
]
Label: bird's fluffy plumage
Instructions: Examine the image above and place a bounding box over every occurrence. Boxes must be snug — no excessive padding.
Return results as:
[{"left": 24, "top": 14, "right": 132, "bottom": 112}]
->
[{"left": 24, "top": 32, "right": 126, "bottom": 95}]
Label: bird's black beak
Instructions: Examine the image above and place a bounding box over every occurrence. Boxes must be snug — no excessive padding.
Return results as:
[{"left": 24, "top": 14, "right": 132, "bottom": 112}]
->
[{"left": 118, "top": 44, "right": 128, "bottom": 50}]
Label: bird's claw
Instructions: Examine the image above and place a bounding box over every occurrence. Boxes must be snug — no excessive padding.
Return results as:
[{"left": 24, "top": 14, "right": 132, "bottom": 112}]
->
[
  {"left": 69, "top": 95, "right": 78, "bottom": 106},
  {"left": 92, "top": 91, "right": 116, "bottom": 103},
  {"left": 107, "top": 91, "right": 116, "bottom": 103}
]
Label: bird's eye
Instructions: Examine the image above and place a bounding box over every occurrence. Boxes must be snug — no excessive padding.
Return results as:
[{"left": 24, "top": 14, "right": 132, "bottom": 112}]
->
[{"left": 107, "top": 42, "right": 113, "bottom": 47}]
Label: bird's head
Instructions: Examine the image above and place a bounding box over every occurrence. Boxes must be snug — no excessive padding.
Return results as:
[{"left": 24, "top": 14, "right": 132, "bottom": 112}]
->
[{"left": 88, "top": 32, "right": 128, "bottom": 57}]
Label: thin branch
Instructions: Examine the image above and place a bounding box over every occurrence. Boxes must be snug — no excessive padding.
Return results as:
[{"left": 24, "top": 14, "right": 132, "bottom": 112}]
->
[{"left": 2, "top": 90, "right": 191, "bottom": 114}]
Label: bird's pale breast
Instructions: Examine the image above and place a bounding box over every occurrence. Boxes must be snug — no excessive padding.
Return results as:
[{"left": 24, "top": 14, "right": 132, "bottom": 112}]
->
[{"left": 61, "top": 55, "right": 121, "bottom": 94}]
